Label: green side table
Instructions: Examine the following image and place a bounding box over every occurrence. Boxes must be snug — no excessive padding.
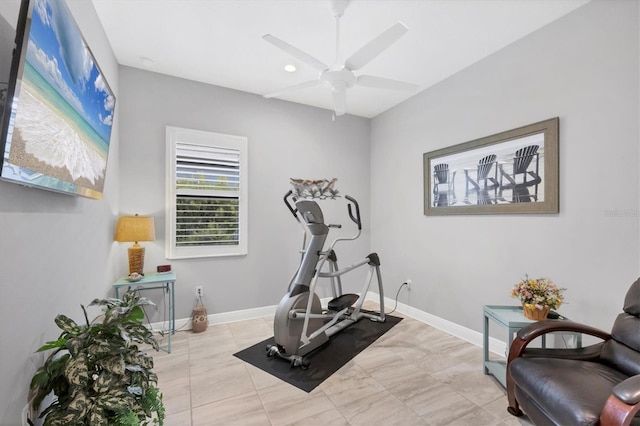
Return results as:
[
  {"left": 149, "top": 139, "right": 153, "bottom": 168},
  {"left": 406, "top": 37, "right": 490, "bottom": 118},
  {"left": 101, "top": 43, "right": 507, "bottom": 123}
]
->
[
  {"left": 483, "top": 305, "right": 580, "bottom": 387},
  {"left": 113, "top": 272, "right": 176, "bottom": 353}
]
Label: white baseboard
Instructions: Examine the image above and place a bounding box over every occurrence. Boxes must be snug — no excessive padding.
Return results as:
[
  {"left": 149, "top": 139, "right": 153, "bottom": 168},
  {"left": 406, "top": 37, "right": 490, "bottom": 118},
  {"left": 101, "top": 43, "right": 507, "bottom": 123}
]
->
[
  {"left": 365, "top": 292, "right": 506, "bottom": 357},
  {"left": 150, "top": 292, "right": 506, "bottom": 357},
  {"left": 207, "top": 304, "right": 278, "bottom": 325},
  {"left": 147, "top": 304, "right": 278, "bottom": 334}
]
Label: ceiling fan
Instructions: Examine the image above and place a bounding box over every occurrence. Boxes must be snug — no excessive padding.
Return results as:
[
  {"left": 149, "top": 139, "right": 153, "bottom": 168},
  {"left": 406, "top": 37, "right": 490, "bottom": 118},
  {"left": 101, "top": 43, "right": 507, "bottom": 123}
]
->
[{"left": 262, "top": 0, "right": 418, "bottom": 117}]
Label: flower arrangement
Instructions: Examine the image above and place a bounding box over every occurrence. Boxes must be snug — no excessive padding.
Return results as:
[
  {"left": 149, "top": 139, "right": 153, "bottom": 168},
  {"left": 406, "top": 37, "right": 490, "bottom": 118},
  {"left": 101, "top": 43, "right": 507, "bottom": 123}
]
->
[
  {"left": 290, "top": 178, "right": 339, "bottom": 199},
  {"left": 511, "top": 275, "right": 565, "bottom": 310}
]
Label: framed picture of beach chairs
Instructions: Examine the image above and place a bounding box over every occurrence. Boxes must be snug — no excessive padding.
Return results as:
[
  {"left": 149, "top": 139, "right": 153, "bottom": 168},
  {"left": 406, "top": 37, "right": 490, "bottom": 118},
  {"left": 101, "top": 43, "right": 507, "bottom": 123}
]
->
[{"left": 423, "top": 117, "right": 559, "bottom": 215}]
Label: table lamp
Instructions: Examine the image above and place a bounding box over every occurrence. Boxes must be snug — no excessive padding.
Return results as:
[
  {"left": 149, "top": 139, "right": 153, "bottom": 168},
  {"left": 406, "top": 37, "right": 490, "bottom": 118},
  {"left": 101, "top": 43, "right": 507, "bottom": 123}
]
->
[{"left": 115, "top": 214, "right": 156, "bottom": 275}]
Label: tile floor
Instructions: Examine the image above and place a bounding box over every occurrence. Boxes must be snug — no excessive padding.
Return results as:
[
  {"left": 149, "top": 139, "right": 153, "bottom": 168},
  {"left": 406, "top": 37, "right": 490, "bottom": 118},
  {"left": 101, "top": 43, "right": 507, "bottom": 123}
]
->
[{"left": 152, "top": 307, "right": 533, "bottom": 425}]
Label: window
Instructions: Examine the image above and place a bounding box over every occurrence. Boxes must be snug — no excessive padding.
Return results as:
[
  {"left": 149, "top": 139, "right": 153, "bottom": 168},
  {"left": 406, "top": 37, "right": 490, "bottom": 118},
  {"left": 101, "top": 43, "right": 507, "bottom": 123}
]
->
[{"left": 166, "top": 126, "right": 247, "bottom": 259}]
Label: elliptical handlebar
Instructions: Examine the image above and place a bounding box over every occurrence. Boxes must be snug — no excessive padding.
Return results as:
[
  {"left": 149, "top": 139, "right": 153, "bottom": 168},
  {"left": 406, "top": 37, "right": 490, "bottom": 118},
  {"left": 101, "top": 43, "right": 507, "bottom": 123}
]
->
[
  {"left": 345, "top": 195, "right": 362, "bottom": 230},
  {"left": 284, "top": 190, "right": 299, "bottom": 221},
  {"left": 284, "top": 190, "right": 362, "bottom": 231}
]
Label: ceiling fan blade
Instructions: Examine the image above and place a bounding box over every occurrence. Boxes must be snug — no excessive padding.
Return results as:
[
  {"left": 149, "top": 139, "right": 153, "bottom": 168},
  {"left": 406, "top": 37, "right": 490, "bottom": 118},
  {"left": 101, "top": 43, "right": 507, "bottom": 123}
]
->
[
  {"left": 263, "top": 80, "right": 321, "bottom": 98},
  {"left": 263, "top": 34, "right": 328, "bottom": 72},
  {"left": 332, "top": 85, "right": 347, "bottom": 116},
  {"left": 357, "top": 75, "right": 418, "bottom": 91},
  {"left": 345, "top": 22, "right": 408, "bottom": 71}
]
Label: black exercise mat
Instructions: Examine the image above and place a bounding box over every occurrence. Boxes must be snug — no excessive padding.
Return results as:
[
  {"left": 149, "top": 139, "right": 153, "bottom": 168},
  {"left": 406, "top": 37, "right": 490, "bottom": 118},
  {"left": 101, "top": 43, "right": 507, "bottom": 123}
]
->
[{"left": 233, "top": 314, "right": 402, "bottom": 392}]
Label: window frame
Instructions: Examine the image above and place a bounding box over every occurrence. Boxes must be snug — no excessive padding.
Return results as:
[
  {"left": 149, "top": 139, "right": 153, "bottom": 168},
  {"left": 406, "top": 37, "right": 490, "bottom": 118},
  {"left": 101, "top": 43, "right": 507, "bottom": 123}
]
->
[{"left": 166, "top": 126, "right": 248, "bottom": 259}]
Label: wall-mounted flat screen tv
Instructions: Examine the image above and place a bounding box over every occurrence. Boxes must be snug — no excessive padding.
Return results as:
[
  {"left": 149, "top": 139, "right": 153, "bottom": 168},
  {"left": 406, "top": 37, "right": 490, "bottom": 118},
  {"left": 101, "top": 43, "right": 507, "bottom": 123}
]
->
[{"left": 0, "top": 0, "right": 116, "bottom": 200}]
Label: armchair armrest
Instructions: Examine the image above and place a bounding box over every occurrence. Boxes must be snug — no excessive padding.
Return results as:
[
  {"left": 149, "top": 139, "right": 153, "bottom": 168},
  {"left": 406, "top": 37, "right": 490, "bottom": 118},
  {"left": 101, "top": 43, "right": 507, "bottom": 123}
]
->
[
  {"left": 517, "top": 319, "right": 611, "bottom": 340},
  {"left": 506, "top": 320, "right": 612, "bottom": 417},
  {"left": 614, "top": 375, "right": 640, "bottom": 405},
  {"left": 600, "top": 375, "right": 640, "bottom": 426},
  {"left": 509, "top": 320, "right": 611, "bottom": 362}
]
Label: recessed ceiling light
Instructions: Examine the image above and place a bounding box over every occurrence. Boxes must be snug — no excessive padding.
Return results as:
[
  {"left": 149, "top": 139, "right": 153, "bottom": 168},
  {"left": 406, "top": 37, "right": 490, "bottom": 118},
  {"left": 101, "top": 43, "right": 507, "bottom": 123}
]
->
[
  {"left": 140, "top": 57, "right": 154, "bottom": 67},
  {"left": 284, "top": 64, "right": 296, "bottom": 73}
]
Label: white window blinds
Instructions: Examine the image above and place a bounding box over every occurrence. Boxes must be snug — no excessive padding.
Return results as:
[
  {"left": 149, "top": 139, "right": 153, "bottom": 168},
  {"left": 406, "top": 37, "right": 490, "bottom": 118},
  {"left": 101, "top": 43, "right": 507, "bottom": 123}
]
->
[{"left": 166, "top": 127, "right": 247, "bottom": 258}]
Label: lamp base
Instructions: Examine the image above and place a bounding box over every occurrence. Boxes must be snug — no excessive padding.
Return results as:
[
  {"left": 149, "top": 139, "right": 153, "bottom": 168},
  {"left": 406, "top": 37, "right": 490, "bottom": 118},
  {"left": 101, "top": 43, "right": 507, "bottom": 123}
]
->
[{"left": 128, "top": 244, "right": 145, "bottom": 275}]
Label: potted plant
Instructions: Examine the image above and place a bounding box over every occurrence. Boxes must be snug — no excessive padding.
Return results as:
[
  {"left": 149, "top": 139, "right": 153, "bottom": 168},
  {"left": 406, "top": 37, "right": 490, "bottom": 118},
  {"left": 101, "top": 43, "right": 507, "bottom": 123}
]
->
[
  {"left": 29, "top": 290, "right": 165, "bottom": 425},
  {"left": 511, "top": 275, "right": 566, "bottom": 320}
]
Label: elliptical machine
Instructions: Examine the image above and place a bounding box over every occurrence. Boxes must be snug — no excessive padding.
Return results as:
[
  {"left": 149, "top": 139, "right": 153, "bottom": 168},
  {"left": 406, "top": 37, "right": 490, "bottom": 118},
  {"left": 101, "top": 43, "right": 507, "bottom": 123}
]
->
[{"left": 267, "top": 191, "right": 386, "bottom": 368}]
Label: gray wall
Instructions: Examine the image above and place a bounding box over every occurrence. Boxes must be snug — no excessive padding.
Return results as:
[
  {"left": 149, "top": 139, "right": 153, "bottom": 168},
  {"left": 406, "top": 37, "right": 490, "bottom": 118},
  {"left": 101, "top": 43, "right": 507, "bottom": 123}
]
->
[
  {"left": 370, "top": 0, "right": 639, "bottom": 333},
  {"left": 0, "top": 0, "right": 120, "bottom": 423},
  {"left": 0, "top": 0, "right": 638, "bottom": 423},
  {"left": 118, "top": 67, "right": 372, "bottom": 321}
]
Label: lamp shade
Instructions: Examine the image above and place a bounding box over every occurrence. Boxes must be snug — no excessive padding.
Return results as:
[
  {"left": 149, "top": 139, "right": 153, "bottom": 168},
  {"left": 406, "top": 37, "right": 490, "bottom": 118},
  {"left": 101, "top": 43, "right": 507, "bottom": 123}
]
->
[{"left": 115, "top": 215, "right": 156, "bottom": 243}]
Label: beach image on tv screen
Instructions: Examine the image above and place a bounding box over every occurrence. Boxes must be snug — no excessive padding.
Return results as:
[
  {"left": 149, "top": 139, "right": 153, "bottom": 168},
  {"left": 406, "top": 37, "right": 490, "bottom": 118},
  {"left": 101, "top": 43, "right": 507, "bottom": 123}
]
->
[{"left": 1, "top": 0, "right": 115, "bottom": 198}]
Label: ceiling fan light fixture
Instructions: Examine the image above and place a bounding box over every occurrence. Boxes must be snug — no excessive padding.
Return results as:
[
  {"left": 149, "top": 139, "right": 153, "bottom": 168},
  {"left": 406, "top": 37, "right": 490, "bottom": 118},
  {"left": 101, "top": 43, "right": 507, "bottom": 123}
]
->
[
  {"left": 262, "top": 0, "right": 416, "bottom": 117},
  {"left": 320, "top": 68, "right": 356, "bottom": 89},
  {"left": 331, "top": 83, "right": 347, "bottom": 116},
  {"left": 331, "top": 81, "right": 347, "bottom": 92}
]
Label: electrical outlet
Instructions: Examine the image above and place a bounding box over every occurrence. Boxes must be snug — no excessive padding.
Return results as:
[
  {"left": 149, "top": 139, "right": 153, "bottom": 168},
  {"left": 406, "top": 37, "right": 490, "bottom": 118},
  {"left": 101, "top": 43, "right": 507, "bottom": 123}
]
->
[
  {"left": 195, "top": 286, "right": 204, "bottom": 297},
  {"left": 405, "top": 279, "right": 412, "bottom": 290}
]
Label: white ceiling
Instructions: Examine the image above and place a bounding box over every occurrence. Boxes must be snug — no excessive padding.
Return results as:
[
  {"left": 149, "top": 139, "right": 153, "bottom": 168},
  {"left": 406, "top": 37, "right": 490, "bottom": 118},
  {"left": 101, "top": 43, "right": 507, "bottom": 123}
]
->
[{"left": 91, "top": 0, "right": 590, "bottom": 118}]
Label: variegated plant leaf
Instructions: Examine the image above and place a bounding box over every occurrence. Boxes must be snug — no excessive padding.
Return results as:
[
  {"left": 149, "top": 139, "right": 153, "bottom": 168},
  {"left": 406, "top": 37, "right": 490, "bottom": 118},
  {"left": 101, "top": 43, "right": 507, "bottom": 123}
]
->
[
  {"left": 65, "top": 336, "right": 85, "bottom": 357},
  {"left": 54, "top": 314, "right": 80, "bottom": 334},
  {"left": 127, "top": 370, "right": 146, "bottom": 386},
  {"left": 138, "top": 378, "right": 151, "bottom": 392},
  {"left": 92, "top": 371, "right": 115, "bottom": 394},
  {"left": 114, "top": 375, "right": 131, "bottom": 389},
  {"left": 88, "top": 404, "right": 108, "bottom": 426},
  {"left": 96, "top": 390, "right": 133, "bottom": 411},
  {"left": 125, "top": 364, "right": 144, "bottom": 373},
  {"left": 102, "top": 306, "right": 121, "bottom": 325},
  {"left": 124, "top": 351, "right": 154, "bottom": 369},
  {"left": 136, "top": 296, "right": 155, "bottom": 306},
  {"left": 123, "top": 324, "right": 158, "bottom": 349},
  {"left": 100, "top": 355, "right": 125, "bottom": 375},
  {"left": 123, "top": 350, "right": 138, "bottom": 364},
  {"left": 127, "top": 385, "right": 143, "bottom": 395},
  {"left": 67, "top": 390, "right": 92, "bottom": 418},
  {"left": 88, "top": 297, "right": 121, "bottom": 308},
  {"left": 42, "top": 409, "right": 81, "bottom": 426},
  {"left": 121, "top": 291, "right": 135, "bottom": 305},
  {"left": 35, "top": 289, "right": 165, "bottom": 424},
  {"left": 133, "top": 406, "right": 148, "bottom": 420},
  {"left": 118, "top": 328, "right": 131, "bottom": 344},
  {"left": 64, "top": 353, "right": 89, "bottom": 386},
  {"left": 122, "top": 290, "right": 155, "bottom": 307},
  {"left": 87, "top": 340, "right": 110, "bottom": 356},
  {"left": 142, "top": 354, "right": 154, "bottom": 369}
]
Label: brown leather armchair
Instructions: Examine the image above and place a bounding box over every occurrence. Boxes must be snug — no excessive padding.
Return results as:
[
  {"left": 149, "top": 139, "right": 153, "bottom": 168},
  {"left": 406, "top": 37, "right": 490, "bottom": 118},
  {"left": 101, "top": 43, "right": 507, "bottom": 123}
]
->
[{"left": 507, "top": 278, "right": 640, "bottom": 425}]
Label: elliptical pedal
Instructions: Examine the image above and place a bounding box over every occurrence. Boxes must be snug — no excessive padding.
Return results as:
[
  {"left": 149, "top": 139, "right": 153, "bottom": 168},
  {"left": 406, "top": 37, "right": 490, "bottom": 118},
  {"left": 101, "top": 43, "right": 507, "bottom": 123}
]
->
[{"left": 327, "top": 293, "right": 359, "bottom": 312}]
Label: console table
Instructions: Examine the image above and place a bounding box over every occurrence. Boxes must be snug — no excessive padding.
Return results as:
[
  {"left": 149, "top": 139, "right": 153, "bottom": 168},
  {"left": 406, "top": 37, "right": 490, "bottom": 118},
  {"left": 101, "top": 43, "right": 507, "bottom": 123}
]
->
[
  {"left": 113, "top": 272, "right": 176, "bottom": 353},
  {"left": 483, "top": 305, "right": 581, "bottom": 387}
]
